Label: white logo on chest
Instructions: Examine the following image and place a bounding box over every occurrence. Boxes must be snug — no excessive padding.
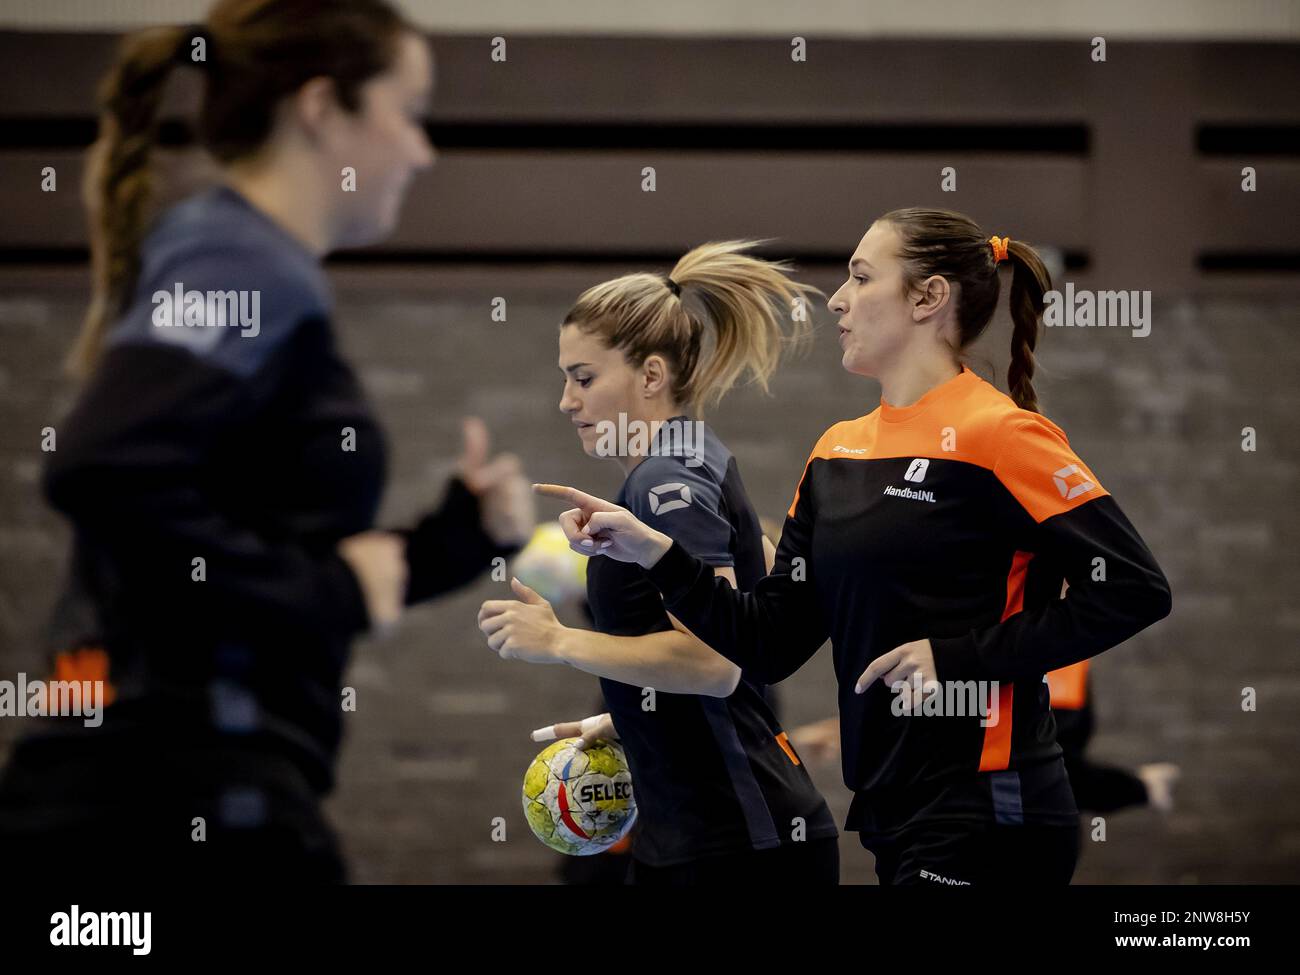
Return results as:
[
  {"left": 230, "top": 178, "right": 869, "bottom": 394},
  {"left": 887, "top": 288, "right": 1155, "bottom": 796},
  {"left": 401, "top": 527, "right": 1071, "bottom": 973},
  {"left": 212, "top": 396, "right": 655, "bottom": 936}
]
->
[{"left": 883, "top": 458, "right": 937, "bottom": 503}]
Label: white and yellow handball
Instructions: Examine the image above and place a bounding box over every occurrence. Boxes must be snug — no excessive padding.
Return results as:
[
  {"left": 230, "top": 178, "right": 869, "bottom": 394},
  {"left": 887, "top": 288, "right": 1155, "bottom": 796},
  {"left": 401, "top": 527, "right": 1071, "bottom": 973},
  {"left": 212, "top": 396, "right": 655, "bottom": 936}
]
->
[
  {"left": 511, "top": 522, "right": 588, "bottom": 606},
  {"left": 522, "top": 738, "right": 636, "bottom": 855}
]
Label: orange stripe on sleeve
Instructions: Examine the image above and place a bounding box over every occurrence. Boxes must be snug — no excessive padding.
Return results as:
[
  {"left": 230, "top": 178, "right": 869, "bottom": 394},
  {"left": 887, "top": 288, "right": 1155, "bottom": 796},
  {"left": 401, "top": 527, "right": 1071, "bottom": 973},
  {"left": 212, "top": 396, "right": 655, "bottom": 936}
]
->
[
  {"left": 775, "top": 731, "right": 802, "bottom": 766},
  {"left": 1046, "top": 660, "right": 1090, "bottom": 710},
  {"left": 977, "top": 550, "right": 1033, "bottom": 772}
]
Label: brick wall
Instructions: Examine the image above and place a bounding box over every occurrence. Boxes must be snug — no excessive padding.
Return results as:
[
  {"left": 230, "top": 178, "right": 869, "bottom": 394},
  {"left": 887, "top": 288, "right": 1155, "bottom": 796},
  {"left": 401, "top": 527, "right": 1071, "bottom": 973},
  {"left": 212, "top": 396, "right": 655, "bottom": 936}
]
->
[{"left": 3, "top": 266, "right": 1295, "bottom": 882}]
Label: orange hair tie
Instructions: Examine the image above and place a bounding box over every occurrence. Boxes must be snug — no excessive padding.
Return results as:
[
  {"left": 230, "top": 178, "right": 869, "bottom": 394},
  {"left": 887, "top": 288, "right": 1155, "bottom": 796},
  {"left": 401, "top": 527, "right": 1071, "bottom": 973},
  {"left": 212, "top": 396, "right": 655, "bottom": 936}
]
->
[{"left": 989, "top": 235, "right": 1011, "bottom": 264}]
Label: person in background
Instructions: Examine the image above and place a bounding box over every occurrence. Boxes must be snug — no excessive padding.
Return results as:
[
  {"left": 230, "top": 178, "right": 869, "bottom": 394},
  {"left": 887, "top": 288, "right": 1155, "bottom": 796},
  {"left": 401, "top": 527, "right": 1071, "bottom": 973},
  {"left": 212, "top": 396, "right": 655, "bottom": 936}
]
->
[{"left": 0, "top": 0, "right": 533, "bottom": 883}]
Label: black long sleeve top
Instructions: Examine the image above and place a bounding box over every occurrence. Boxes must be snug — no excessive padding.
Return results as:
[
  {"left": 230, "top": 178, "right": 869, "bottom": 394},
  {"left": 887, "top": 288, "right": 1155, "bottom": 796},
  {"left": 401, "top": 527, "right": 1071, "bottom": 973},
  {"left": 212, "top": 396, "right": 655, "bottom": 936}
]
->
[
  {"left": 39, "top": 185, "right": 515, "bottom": 792},
  {"left": 644, "top": 366, "right": 1172, "bottom": 839}
]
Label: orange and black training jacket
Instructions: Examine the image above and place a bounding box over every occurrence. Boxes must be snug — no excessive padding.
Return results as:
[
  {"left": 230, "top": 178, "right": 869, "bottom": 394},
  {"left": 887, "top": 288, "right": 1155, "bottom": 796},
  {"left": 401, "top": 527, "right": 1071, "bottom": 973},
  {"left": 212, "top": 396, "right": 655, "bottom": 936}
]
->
[{"left": 646, "top": 365, "right": 1172, "bottom": 840}]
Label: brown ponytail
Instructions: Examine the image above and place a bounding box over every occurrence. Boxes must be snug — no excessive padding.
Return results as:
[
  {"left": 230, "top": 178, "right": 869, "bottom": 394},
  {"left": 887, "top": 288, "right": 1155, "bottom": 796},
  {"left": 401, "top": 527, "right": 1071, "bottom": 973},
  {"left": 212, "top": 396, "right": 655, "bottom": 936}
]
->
[
  {"left": 70, "top": 24, "right": 188, "bottom": 378},
  {"left": 880, "top": 207, "right": 1054, "bottom": 413},
  {"left": 69, "top": 0, "right": 413, "bottom": 379},
  {"left": 1004, "top": 239, "right": 1051, "bottom": 414},
  {"left": 562, "top": 241, "right": 818, "bottom": 414}
]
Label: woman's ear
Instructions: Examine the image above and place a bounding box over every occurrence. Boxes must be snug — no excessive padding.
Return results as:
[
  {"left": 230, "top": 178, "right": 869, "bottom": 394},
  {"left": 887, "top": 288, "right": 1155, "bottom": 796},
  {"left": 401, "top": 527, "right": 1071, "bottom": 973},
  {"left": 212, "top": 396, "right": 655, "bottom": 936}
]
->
[
  {"left": 289, "top": 76, "right": 340, "bottom": 142},
  {"left": 912, "top": 274, "right": 952, "bottom": 323},
  {"left": 641, "top": 354, "right": 669, "bottom": 397}
]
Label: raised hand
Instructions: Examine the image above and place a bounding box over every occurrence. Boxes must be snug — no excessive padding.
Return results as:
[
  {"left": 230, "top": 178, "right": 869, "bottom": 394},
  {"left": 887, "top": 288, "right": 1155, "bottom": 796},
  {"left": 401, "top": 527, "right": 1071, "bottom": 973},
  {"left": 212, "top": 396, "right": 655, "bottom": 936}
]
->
[
  {"left": 458, "top": 416, "right": 534, "bottom": 546},
  {"left": 532, "top": 483, "right": 672, "bottom": 568}
]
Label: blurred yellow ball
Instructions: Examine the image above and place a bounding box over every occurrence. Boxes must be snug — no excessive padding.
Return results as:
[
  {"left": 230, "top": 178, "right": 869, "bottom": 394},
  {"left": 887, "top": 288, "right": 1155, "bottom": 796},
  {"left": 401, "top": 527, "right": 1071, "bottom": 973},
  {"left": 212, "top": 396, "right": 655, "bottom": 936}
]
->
[{"left": 511, "top": 522, "right": 588, "bottom": 605}]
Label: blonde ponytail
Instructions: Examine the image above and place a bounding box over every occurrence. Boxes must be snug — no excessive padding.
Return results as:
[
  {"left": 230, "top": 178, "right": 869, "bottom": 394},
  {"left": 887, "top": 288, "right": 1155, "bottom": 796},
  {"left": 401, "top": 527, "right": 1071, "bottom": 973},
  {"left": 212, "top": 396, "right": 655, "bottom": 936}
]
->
[{"left": 563, "top": 240, "right": 818, "bottom": 413}]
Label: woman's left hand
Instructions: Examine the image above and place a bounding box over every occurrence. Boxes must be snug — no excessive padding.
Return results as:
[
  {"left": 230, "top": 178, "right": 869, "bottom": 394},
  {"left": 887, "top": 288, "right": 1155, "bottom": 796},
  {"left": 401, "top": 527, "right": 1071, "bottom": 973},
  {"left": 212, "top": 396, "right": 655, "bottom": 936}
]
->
[
  {"left": 478, "top": 577, "right": 567, "bottom": 663},
  {"left": 855, "top": 638, "right": 936, "bottom": 702}
]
